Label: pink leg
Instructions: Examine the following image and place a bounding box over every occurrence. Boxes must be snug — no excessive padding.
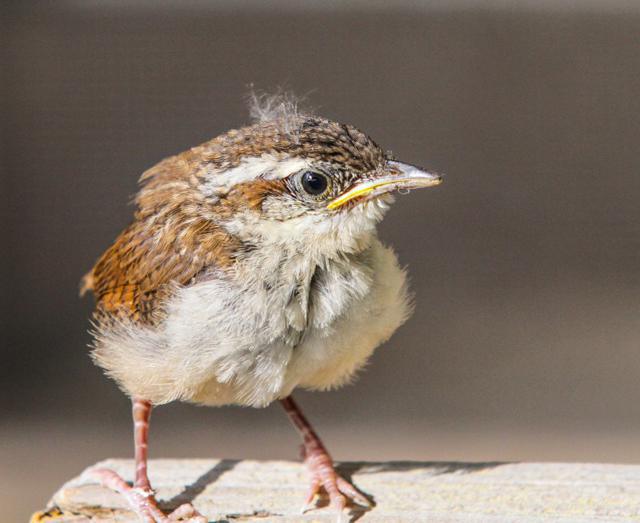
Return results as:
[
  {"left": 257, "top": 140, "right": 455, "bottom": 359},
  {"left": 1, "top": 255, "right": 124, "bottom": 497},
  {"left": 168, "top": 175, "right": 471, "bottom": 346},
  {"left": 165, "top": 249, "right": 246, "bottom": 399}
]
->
[
  {"left": 280, "top": 396, "right": 372, "bottom": 515},
  {"left": 133, "top": 399, "right": 152, "bottom": 491},
  {"left": 89, "top": 398, "right": 206, "bottom": 523}
]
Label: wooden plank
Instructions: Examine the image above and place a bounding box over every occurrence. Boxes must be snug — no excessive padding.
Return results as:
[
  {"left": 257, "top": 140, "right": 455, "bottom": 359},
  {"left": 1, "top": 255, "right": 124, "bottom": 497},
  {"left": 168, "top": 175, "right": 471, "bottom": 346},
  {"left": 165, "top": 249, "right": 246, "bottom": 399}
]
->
[{"left": 32, "top": 459, "right": 640, "bottom": 522}]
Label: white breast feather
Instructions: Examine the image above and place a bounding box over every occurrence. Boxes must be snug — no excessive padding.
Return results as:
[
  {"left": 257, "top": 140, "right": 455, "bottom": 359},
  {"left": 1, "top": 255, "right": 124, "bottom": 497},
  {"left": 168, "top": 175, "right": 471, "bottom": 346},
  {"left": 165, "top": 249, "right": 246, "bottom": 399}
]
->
[{"left": 91, "top": 236, "right": 411, "bottom": 407}]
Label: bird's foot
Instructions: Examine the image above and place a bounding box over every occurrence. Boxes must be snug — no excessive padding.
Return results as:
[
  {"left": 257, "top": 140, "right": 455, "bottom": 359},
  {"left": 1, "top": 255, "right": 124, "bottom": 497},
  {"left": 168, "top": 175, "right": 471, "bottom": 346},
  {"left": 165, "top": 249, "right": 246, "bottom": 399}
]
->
[
  {"left": 300, "top": 445, "right": 372, "bottom": 519},
  {"left": 88, "top": 468, "right": 207, "bottom": 523}
]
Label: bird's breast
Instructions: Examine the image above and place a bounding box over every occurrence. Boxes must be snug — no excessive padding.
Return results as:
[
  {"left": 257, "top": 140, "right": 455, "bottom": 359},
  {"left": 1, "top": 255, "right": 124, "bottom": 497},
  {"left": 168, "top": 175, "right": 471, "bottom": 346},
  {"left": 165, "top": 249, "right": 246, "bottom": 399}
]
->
[{"left": 150, "top": 236, "right": 410, "bottom": 407}]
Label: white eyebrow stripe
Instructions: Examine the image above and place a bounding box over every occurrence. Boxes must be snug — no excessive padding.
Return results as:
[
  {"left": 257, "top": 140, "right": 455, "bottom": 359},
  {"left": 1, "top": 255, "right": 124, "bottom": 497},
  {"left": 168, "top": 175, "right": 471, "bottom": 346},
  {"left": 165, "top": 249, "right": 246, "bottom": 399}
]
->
[{"left": 202, "top": 155, "right": 311, "bottom": 197}]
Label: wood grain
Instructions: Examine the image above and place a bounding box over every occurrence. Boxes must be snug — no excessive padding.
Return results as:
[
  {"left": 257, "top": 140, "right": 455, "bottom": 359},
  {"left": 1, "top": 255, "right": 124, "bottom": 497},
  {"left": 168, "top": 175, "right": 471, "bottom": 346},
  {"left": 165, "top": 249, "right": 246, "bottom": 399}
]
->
[{"left": 32, "top": 459, "right": 640, "bottom": 522}]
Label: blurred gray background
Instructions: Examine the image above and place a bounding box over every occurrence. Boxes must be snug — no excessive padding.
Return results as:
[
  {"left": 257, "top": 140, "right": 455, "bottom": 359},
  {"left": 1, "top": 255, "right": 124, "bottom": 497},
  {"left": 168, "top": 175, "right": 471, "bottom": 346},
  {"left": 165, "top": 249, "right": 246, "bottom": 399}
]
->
[{"left": 2, "top": 0, "right": 639, "bottom": 520}]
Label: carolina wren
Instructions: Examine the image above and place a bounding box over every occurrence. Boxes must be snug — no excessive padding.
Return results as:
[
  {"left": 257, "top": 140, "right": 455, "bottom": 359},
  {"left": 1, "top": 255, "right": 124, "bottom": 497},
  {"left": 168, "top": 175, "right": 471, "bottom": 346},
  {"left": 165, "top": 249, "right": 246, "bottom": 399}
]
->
[{"left": 81, "top": 94, "right": 442, "bottom": 522}]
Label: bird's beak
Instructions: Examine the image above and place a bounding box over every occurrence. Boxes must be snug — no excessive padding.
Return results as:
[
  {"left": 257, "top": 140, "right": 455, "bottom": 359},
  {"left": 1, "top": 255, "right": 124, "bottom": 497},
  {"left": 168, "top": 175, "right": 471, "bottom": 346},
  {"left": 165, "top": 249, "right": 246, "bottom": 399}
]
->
[{"left": 327, "top": 161, "right": 443, "bottom": 210}]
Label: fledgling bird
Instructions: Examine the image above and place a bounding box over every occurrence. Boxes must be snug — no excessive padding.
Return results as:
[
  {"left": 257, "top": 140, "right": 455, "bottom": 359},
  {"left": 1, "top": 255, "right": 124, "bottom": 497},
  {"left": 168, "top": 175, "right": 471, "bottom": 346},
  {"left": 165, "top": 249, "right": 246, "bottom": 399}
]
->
[{"left": 81, "top": 94, "right": 442, "bottom": 522}]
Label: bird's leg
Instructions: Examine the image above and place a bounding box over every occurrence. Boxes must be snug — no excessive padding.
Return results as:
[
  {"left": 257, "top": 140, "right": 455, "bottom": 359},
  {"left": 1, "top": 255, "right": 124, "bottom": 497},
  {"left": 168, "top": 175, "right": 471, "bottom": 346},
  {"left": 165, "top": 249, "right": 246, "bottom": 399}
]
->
[
  {"left": 133, "top": 398, "right": 152, "bottom": 491},
  {"left": 280, "top": 396, "right": 372, "bottom": 514},
  {"left": 89, "top": 398, "right": 206, "bottom": 523}
]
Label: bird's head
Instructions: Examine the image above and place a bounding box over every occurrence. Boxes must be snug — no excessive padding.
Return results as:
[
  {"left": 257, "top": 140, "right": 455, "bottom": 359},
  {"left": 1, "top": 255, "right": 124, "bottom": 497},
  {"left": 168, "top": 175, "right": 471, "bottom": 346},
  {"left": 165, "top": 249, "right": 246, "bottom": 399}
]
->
[{"left": 142, "top": 94, "right": 442, "bottom": 259}]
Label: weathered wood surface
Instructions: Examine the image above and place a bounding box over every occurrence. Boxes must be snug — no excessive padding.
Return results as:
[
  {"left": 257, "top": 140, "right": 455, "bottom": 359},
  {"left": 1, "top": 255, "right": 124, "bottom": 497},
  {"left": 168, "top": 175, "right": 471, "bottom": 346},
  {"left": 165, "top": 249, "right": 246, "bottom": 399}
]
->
[{"left": 33, "top": 459, "right": 640, "bottom": 522}]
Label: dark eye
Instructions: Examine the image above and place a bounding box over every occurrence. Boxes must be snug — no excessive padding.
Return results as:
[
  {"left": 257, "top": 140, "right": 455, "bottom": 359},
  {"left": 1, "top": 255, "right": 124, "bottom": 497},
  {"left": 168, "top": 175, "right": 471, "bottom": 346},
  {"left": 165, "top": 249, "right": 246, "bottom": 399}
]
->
[{"left": 300, "top": 171, "right": 330, "bottom": 196}]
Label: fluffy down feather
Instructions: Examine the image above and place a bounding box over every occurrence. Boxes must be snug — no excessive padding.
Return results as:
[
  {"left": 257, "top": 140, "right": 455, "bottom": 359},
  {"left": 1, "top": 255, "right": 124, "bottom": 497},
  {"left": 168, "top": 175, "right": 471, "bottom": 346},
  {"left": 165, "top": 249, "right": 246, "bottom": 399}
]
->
[{"left": 91, "top": 234, "right": 411, "bottom": 407}]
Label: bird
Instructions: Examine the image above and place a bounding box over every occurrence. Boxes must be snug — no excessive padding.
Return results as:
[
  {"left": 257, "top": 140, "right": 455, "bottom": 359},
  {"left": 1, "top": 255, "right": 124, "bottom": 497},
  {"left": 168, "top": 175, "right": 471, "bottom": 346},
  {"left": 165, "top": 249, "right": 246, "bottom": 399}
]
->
[{"left": 81, "top": 93, "right": 443, "bottom": 522}]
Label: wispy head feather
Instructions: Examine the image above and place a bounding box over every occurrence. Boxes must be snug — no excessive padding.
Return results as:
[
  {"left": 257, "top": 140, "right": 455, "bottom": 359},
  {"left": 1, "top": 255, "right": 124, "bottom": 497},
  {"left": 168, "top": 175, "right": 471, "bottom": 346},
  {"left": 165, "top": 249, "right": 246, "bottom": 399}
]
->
[{"left": 247, "top": 88, "right": 313, "bottom": 137}]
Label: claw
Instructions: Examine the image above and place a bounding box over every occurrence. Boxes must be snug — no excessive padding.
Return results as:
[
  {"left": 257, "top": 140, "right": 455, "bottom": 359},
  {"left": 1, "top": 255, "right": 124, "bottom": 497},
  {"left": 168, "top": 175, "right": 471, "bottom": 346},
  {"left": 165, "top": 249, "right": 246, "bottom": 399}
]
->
[
  {"left": 300, "top": 478, "right": 320, "bottom": 513},
  {"left": 301, "top": 453, "right": 373, "bottom": 517},
  {"left": 279, "top": 397, "right": 374, "bottom": 519},
  {"left": 89, "top": 467, "right": 207, "bottom": 523},
  {"left": 336, "top": 476, "right": 372, "bottom": 507},
  {"left": 300, "top": 501, "right": 315, "bottom": 515}
]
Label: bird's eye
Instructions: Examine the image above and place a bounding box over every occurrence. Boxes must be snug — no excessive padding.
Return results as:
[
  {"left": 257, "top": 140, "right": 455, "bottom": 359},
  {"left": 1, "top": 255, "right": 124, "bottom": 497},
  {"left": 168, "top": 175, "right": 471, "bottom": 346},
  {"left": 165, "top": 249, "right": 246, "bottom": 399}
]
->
[{"left": 300, "top": 171, "right": 330, "bottom": 197}]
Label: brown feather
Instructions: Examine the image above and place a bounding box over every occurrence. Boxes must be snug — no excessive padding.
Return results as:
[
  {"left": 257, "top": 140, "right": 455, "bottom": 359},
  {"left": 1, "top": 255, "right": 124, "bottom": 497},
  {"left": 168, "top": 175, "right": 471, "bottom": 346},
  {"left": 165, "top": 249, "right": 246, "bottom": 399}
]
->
[
  {"left": 86, "top": 154, "right": 239, "bottom": 323},
  {"left": 84, "top": 116, "right": 384, "bottom": 324}
]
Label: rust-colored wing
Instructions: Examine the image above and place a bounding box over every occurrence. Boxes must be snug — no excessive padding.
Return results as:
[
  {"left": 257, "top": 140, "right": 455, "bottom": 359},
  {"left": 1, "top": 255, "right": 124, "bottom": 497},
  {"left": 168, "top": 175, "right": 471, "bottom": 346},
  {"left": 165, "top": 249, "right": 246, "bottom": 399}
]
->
[
  {"left": 84, "top": 218, "right": 234, "bottom": 323},
  {"left": 82, "top": 154, "right": 238, "bottom": 323}
]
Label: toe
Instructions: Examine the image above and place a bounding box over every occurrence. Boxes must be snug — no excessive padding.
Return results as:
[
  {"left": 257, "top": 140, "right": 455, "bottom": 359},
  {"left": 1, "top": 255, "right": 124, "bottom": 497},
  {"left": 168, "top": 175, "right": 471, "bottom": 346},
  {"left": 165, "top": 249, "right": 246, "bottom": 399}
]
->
[
  {"left": 336, "top": 476, "right": 372, "bottom": 507},
  {"left": 168, "top": 504, "right": 193, "bottom": 520},
  {"left": 168, "top": 503, "right": 207, "bottom": 522},
  {"left": 301, "top": 478, "right": 321, "bottom": 513},
  {"left": 328, "top": 490, "right": 347, "bottom": 512}
]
